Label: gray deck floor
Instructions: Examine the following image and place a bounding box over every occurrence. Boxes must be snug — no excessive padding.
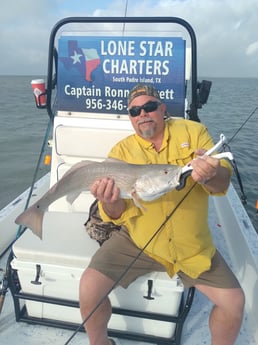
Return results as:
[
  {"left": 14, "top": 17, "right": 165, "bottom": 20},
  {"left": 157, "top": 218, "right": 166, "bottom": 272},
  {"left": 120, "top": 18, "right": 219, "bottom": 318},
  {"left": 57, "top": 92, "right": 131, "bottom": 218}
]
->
[{"left": 0, "top": 199, "right": 256, "bottom": 345}]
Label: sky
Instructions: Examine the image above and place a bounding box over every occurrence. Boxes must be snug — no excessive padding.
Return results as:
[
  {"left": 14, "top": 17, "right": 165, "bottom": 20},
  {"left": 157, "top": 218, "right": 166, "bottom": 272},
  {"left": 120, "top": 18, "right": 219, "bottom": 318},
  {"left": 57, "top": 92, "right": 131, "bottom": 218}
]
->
[{"left": 1, "top": 0, "right": 258, "bottom": 78}]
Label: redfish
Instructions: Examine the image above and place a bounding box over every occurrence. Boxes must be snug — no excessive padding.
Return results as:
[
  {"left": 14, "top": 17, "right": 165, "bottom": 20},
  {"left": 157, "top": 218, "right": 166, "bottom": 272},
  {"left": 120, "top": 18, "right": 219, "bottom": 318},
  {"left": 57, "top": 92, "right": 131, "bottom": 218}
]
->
[
  {"left": 15, "top": 160, "right": 182, "bottom": 239},
  {"left": 15, "top": 151, "right": 233, "bottom": 239}
]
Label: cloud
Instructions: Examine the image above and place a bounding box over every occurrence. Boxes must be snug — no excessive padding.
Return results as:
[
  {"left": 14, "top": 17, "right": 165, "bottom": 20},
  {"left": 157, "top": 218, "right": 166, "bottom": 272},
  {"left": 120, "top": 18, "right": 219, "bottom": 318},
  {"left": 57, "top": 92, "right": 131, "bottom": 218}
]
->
[
  {"left": 246, "top": 42, "right": 258, "bottom": 56},
  {"left": 1, "top": 0, "right": 258, "bottom": 77}
]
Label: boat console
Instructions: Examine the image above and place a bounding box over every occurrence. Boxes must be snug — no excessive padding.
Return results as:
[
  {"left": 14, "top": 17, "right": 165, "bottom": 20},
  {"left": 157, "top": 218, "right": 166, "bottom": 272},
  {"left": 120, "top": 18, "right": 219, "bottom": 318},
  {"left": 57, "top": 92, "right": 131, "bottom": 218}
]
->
[{"left": 8, "top": 16, "right": 211, "bottom": 344}]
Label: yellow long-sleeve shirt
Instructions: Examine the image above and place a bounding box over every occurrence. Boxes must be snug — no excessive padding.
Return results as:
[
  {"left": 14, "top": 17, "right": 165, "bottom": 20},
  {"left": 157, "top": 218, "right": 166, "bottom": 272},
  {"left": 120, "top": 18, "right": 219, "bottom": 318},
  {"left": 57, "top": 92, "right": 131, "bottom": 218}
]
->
[{"left": 99, "top": 118, "right": 231, "bottom": 278}]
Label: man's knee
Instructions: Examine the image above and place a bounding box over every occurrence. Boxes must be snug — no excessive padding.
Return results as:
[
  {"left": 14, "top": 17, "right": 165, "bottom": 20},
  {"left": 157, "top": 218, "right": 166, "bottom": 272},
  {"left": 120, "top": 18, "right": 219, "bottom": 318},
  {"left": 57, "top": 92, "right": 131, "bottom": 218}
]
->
[
  {"left": 196, "top": 284, "right": 245, "bottom": 315},
  {"left": 80, "top": 267, "right": 115, "bottom": 301},
  {"left": 224, "top": 287, "right": 245, "bottom": 315},
  {"left": 231, "top": 287, "right": 245, "bottom": 315}
]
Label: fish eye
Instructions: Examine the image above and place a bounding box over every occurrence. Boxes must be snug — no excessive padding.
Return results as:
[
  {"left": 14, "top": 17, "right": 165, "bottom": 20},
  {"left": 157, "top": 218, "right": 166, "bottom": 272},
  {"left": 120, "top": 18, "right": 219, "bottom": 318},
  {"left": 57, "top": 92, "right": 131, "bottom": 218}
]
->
[{"left": 164, "top": 169, "right": 168, "bottom": 174}]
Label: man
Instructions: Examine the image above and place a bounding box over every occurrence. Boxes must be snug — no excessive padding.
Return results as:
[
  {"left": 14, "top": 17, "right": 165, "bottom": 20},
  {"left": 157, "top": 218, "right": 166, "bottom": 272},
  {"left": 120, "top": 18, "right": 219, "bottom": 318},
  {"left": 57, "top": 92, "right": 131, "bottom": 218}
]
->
[{"left": 79, "top": 84, "right": 244, "bottom": 345}]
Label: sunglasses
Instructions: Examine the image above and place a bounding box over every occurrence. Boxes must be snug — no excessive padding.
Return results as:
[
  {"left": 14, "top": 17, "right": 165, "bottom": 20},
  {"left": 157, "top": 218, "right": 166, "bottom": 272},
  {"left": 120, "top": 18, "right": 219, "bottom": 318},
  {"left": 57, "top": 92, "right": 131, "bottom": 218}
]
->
[{"left": 128, "top": 101, "right": 161, "bottom": 117}]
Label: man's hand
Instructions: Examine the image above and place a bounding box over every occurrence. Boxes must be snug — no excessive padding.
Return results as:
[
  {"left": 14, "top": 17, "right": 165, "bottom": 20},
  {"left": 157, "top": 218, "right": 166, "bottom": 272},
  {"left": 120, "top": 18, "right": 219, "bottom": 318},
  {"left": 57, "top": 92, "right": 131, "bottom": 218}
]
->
[
  {"left": 90, "top": 177, "right": 120, "bottom": 203},
  {"left": 190, "top": 149, "right": 231, "bottom": 193},
  {"left": 90, "top": 178, "right": 126, "bottom": 219}
]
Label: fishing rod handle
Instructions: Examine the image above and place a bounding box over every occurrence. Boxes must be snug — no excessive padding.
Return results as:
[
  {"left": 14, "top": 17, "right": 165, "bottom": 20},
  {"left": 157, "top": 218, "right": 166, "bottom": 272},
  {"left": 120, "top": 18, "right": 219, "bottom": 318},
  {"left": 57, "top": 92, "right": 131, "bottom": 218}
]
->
[
  {"left": 205, "top": 133, "right": 227, "bottom": 156},
  {"left": 177, "top": 151, "right": 234, "bottom": 190}
]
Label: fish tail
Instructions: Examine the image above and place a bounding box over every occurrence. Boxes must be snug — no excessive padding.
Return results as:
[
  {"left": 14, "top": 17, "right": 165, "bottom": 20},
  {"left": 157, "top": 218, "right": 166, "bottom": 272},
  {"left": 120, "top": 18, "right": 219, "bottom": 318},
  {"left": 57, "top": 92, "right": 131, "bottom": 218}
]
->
[{"left": 15, "top": 204, "right": 44, "bottom": 239}]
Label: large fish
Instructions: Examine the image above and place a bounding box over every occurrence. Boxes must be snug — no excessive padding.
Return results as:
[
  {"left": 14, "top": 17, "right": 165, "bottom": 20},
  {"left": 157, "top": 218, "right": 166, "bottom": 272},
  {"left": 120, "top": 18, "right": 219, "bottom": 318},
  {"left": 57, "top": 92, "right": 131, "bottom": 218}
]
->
[
  {"left": 15, "top": 160, "right": 183, "bottom": 239},
  {"left": 15, "top": 133, "right": 232, "bottom": 239},
  {"left": 15, "top": 150, "right": 233, "bottom": 239}
]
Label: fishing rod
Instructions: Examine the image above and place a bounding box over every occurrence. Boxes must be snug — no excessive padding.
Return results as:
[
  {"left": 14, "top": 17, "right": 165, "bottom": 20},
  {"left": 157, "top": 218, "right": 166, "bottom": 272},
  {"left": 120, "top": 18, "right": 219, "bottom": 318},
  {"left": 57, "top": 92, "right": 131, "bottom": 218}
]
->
[
  {"left": 64, "top": 182, "right": 197, "bottom": 345},
  {"left": 228, "top": 105, "right": 258, "bottom": 144},
  {"left": 0, "top": 251, "right": 13, "bottom": 315},
  {"left": 64, "top": 134, "right": 233, "bottom": 345},
  {"left": 64, "top": 134, "right": 232, "bottom": 343},
  {"left": 0, "top": 271, "right": 7, "bottom": 314},
  {"left": 0, "top": 117, "right": 53, "bottom": 317},
  {"left": 66, "top": 102, "right": 258, "bottom": 342},
  {"left": 222, "top": 105, "right": 258, "bottom": 205}
]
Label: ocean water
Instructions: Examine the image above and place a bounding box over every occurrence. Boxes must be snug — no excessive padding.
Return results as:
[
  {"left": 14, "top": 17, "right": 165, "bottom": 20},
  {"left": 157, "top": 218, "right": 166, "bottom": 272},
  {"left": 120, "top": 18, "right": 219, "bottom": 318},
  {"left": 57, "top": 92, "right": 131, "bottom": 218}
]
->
[{"left": 0, "top": 76, "right": 257, "bottom": 232}]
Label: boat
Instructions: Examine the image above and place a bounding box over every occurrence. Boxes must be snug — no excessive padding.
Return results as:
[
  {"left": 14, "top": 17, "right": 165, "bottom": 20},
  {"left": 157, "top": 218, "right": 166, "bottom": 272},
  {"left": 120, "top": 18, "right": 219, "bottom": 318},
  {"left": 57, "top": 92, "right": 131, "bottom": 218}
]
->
[{"left": 0, "top": 17, "right": 257, "bottom": 345}]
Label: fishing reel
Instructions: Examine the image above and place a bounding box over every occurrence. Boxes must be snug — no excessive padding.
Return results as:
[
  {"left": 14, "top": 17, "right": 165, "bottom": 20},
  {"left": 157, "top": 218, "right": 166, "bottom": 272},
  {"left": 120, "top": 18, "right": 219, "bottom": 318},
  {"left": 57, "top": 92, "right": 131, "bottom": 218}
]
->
[
  {"left": 0, "top": 251, "right": 22, "bottom": 315},
  {"left": 0, "top": 268, "right": 8, "bottom": 314}
]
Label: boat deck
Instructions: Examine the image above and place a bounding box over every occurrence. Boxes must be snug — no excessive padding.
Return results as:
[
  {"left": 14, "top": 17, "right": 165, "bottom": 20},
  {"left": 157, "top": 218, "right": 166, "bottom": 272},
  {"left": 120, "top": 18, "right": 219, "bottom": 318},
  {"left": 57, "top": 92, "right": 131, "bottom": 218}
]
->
[
  {"left": 1, "top": 190, "right": 256, "bottom": 345},
  {"left": 1, "top": 16, "right": 257, "bottom": 345}
]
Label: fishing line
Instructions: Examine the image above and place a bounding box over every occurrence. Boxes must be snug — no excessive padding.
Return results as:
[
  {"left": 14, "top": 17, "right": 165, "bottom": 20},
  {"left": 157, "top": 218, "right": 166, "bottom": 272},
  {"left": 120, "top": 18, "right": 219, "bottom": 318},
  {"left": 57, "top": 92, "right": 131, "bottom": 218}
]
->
[
  {"left": 65, "top": 106, "right": 258, "bottom": 343},
  {"left": 65, "top": 113, "right": 250, "bottom": 343},
  {"left": 122, "top": 0, "right": 128, "bottom": 35},
  {"left": 221, "top": 105, "right": 258, "bottom": 204},
  {"left": 64, "top": 182, "right": 197, "bottom": 345},
  {"left": 16, "top": 117, "right": 53, "bottom": 239},
  {"left": 223, "top": 142, "right": 247, "bottom": 204},
  {"left": 0, "top": 117, "right": 53, "bottom": 315},
  {"left": 227, "top": 105, "right": 258, "bottom": 144}
]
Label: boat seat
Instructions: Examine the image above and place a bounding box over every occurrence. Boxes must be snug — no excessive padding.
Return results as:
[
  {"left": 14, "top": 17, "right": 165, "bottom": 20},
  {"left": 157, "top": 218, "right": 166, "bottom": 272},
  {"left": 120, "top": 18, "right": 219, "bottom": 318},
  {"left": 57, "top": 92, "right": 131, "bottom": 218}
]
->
[
  {"left": 11, "top": 210, "right": 194, "bottom": 342},
  {"left": 49, "top": 115, "right": 134, "bottom": 212}
]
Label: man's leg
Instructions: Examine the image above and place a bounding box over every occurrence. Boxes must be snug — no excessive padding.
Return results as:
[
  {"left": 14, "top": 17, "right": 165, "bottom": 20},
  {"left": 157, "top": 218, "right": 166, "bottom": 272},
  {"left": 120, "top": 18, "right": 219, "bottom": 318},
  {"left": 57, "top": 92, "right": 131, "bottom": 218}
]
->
[
  {"left": 79, "top": 229, "right": 165, "bottom": 345},
  {"left": 196, "top": 284, "right": 245, "bottom": 345},
  {"left": 178, "top": 250, "right": 245, "bottom": 345},
  {"left": 80, "top": 267, "right": 115, "bottom": 345}
]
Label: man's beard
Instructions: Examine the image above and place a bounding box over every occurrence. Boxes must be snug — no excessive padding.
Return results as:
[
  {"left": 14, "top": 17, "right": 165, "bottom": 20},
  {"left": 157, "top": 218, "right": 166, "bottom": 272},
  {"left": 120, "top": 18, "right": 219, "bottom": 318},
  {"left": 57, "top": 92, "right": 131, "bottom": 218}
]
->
[{"left": 138, "top": 120, "right": 157, "bottom": 139}]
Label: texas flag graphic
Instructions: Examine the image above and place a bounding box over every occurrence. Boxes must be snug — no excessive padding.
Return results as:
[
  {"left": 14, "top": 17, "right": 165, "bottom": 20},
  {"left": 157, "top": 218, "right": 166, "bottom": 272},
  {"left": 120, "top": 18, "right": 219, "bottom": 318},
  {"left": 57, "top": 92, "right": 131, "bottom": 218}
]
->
[
  {"left": 60, "top": 40, "right": 101, "bottom": 82},
  {"left": 81, "top": 48, "right": 101, "bottom": 82}
]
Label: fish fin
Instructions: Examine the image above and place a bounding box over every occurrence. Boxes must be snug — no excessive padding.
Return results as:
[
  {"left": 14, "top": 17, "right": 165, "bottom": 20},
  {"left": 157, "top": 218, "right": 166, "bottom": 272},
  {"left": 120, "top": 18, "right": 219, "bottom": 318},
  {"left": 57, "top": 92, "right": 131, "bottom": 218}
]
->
[
  {"left": 66, "top": 191, "right": 81, "bottom": 204},
  {"left": 104, "top": 157, "right": 125, "bottom": 164},
  {"left": 131, "top": 191, "right": 147, "bottom": 212},
  {"left": 15, "top": 204, "right": 44, "bottom": 239},
  {"left": 62, "top": 160, "right": 96, "bottom": 179}
]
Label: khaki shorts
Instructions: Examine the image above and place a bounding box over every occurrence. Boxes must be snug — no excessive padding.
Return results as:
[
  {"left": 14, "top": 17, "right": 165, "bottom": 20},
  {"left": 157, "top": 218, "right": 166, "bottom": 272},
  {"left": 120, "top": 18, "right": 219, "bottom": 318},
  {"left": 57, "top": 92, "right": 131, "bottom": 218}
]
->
[{"left": 88, "top": 228, "right": 240, "bottom": 289}]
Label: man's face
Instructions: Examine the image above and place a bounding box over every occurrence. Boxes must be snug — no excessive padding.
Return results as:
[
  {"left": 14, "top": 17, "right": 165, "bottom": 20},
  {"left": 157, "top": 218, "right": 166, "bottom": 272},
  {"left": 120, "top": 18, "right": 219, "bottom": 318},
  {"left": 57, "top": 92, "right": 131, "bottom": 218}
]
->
[{"left": 128, "top": 95, "right": 166, "bottom": 140}]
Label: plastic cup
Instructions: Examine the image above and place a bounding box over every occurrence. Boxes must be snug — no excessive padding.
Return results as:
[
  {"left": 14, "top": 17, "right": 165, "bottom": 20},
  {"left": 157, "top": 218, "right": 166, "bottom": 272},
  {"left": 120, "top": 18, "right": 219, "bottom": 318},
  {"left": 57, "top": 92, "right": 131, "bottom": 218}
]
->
[{"left": 31, "top": 79, "right": 46, "bottom": 106}]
